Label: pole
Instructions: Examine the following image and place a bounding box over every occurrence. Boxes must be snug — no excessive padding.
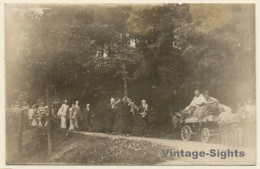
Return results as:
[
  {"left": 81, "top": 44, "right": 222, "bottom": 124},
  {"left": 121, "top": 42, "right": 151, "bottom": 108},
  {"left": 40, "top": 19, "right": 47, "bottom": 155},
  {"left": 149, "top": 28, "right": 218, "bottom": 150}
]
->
[
  {"left": 123, "top": 77, "right": 128, "bottom": 96},
  {"left": 46, "top": 74, "right": 53, "bottom": 156},
  {"left": 122, "top": 64, "right": 128, "bottom": 96},
  {"left": 18, "top": 108, "right": 24, "bottom": 160},
  {"left": 42, "top": 16, "right": 52, "bottom": 157}
]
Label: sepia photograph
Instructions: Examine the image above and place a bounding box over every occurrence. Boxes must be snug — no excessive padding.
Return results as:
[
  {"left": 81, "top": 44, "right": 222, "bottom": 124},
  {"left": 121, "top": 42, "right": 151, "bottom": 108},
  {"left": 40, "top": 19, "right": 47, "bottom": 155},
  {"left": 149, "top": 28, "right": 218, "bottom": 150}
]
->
[{"left": 4, "top": 2, "right": 256, "bottom": 166}]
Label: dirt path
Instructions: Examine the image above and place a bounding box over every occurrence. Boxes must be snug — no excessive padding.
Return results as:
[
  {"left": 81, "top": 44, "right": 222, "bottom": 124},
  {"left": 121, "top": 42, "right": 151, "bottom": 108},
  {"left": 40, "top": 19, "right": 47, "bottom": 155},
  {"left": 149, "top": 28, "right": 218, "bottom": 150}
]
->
[{"left": 76, "top": 131, "right": 256, "bottom": 165}]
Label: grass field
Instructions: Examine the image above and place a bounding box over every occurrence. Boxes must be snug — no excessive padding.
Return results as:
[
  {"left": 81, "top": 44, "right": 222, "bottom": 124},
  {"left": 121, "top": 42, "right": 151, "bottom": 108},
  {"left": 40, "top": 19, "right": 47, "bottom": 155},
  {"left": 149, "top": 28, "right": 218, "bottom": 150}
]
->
[{"left": 6, "top": 127, "right": 177, "bottom": 165}]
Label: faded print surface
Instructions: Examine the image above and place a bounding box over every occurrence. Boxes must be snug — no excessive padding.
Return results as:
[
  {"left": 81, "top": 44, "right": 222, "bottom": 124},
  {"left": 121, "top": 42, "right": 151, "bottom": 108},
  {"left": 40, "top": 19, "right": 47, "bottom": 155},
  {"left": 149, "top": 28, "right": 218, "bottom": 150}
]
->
[{"left": 5, "top": 3, "right": 255, "bottom": 165}]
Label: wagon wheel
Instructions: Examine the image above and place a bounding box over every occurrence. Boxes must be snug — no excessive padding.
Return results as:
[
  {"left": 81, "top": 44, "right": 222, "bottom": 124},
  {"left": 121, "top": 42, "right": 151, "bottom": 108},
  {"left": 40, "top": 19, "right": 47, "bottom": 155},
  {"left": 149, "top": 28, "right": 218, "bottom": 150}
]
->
[
  {"left": 201, "top": 128, "right": 210, "bottom": 143},
  {"left": 181, "top": 125, "right": 192, "bottom": 141}
]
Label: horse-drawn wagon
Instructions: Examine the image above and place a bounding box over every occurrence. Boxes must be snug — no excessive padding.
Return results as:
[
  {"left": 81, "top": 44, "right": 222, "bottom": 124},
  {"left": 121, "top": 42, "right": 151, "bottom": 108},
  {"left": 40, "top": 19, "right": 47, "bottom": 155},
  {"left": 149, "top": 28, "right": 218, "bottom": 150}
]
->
[{"left": 180, "top": 106, "right": 220, "bottom": 143}]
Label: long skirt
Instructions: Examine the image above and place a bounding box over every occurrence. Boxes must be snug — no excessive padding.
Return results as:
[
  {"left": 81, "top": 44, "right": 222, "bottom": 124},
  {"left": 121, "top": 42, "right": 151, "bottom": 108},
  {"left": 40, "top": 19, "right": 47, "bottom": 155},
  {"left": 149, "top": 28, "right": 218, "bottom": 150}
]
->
[
  {"left": 69, "top": 117, "right": 79, "bottom": 130},
  {"left": 69, "top": 118, "right": 75, "bottom": 131},
  {"left": 38, "top": 116, "right": 46, "bottom": 127},
  {"left": 32, "top": 118, "right": 38, "bottom": 126},
  {"left": 60, "top": 116, "right": 67, "bottom": 129}
]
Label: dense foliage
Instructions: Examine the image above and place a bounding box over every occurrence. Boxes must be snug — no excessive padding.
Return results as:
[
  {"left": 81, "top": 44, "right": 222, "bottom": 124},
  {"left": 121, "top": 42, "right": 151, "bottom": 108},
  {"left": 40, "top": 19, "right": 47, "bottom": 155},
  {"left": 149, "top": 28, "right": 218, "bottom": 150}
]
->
[{"left": 6, "top": 4, "right": 255, "bottom": 114}]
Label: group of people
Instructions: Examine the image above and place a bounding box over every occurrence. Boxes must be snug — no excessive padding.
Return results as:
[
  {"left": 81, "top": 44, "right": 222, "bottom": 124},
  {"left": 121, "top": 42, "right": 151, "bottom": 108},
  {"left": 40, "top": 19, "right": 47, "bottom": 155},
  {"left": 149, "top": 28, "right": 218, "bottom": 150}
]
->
[
  {"left": 7, "top": 90, "right": 255, "bottom": 143},
  {"left": 181, "top": 90, "right": 230, "bottom": 121},
  {"left": 106, "top": 96, "right": 149, "bottom": 136},
  {"left": 182, "top": 89, "right": 255, "bottom": 119},
  {"left": 7, "top": 95, "right": 150, "bottom": 138},
  {"left": 57, "top": 100, "right": 82, "bottom": 131},
  {"left": 52, "top": 96, "right": 149, "bottom": 136},
  {"left": 7, "top": 102, "right": 54, "bottom": 128},
  {"left": 181, "top": 90, "right": 256, "bottom": 134},
  {"left": 183, "top": 90, "right": 220, "bottom": 112}
]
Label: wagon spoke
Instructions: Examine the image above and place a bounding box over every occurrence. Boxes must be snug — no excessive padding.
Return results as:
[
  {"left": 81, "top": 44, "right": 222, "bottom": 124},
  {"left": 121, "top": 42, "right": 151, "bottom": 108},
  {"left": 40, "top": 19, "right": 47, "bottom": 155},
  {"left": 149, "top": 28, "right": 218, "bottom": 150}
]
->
[
  {"left": 201, "top": 128, "right": 210, "bottom": 143},
  {"left": 181, "top": 125, "right": 192, "bottom": 141}
]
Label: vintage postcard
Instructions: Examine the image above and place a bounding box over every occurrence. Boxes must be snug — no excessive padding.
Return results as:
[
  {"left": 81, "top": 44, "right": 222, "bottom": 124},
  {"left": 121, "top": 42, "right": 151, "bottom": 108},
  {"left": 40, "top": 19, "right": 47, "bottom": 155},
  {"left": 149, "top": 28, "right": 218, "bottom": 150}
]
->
[{"left": 1, "top": 0, "right": 259, "bottom": 168}]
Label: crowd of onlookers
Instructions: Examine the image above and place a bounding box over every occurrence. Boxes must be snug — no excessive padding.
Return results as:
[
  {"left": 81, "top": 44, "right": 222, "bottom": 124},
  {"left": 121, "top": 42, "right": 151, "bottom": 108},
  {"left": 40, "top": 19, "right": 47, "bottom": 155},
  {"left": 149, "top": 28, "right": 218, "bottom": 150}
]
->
[
  {"left": 6, "top": 96, "right": 150, "bottom": 137},
  {"left": 7, "top": 102, "right": 54, "bottom": 129},
  {"left": 6, "top": 91, "right": 256, "bottom": 145}
]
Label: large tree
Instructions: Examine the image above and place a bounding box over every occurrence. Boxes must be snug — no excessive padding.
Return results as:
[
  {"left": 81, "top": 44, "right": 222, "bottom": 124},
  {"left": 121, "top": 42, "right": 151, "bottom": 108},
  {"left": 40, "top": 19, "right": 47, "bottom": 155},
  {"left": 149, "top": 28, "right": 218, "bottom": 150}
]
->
[{"left": 6, "top": 4, "right": 255, "bottom": 124}]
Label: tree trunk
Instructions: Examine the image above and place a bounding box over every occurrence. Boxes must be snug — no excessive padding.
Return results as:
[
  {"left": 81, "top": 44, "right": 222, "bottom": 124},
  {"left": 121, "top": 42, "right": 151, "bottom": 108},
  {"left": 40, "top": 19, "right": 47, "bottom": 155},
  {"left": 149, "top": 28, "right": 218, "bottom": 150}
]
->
[
  {"left": 122, "top": 64, "right": 128, "bottom": 96},
  {"left": 18, "top": 109, "right": 24, "bottom": 160},
  {"left": 42, "top": 21, "right": 52, "bottom": 157},
  {"left": 122, "top": 30, "right": 129, "bottom": 97},
  {"left": 123, "top": 77, "right": 128, "bottom": 96},
  {"left": 46, "top": 74, "right": 53, "bottom": 156}
]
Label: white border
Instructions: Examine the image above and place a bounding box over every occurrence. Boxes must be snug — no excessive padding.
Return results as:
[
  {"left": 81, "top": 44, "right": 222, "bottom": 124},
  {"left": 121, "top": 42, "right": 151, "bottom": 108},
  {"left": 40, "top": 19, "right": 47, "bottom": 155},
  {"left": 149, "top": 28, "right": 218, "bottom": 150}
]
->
[{"left": 0, "top": 0, "right": 259, "bottom": 169}]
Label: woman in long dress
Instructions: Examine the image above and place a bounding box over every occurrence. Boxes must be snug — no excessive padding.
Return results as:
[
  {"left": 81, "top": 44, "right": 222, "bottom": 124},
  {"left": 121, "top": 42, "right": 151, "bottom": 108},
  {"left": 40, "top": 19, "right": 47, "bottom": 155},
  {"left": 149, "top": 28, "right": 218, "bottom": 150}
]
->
[
  {"left": 30, "top": 105, "right": 38, "bottom": 126},
  {"left": 69, "top": 104, "right": 75, "bottom": 131}
]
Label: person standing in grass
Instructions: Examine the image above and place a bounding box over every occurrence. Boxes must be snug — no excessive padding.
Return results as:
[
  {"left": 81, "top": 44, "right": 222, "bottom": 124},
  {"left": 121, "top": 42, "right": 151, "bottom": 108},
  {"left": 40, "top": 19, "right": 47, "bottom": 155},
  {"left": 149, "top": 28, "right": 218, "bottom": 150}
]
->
[
  {"left": 133, "top": 100, "right": 149, "bottom": 137},
  {"left": 81, "top": 103, "right": 91, "bottom": 131},
  {"left": 106, "top": 98, "right": 119, "bottom": 133},
  {"left": 70, "top": 101, "right": 81, "bottom": 131},
  {"left": 59, "top": 100, "right": 69, "bottom": 129},
  {"left": 114, "top": 96, "right": 131, "bottom": 136},
  {"left": 28, "top": 105, "right": 36, "bottom": 126},
  {"left": 69, "top": 103, "right": 75, "bottom": 131},
  {"left": 37, "top": 102, "right": 46, "bottom": 127}
]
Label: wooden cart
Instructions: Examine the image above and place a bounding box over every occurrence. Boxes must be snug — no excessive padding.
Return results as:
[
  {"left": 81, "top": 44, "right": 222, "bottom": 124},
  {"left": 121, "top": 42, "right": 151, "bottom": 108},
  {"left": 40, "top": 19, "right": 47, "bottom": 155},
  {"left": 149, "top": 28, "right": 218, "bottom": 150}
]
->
[{"left": 180, "top": 114, "right": 219, "bottom": 143}]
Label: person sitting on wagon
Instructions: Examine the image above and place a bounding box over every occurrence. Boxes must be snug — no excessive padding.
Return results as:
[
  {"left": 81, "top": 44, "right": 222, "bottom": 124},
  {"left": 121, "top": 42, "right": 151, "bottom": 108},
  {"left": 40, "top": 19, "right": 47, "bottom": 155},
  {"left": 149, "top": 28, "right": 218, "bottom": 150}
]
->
[
  {"left": 195, "top": 91, "right": 221, "bottom": 123},
  {"left": 203, "top": 91, "right": 219, "bottom": 104},
  {"left": 189, "top": 90, "right": 206, "bottom": 107},
  {"left": 182, "top": 90, "right": 206, "bottom": 116}
]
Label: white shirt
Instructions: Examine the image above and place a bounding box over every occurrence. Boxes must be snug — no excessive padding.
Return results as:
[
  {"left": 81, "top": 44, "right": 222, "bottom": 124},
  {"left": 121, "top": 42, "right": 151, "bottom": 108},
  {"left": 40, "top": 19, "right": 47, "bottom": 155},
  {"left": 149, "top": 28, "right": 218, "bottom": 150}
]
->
[
  {"left": 72, "top": 105, "right": 81, "bottom": 118},
  {"left": 57, "top": 108, "right": 62, "bottom": 116},
  {"left": 28, "top": 108, "right": 35, "bottom": 119},
  {"left": 142, "top": 103, "right": 148, "bottom": 111},
  {"left": 189, "top": 94, "right": 206, "bottom": 107},
  {"left": 60, "top": 104, "right": 69, "bottom": 116},
  {"left": 37, "top": 106, "right": 46, "bottom": 115}
]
